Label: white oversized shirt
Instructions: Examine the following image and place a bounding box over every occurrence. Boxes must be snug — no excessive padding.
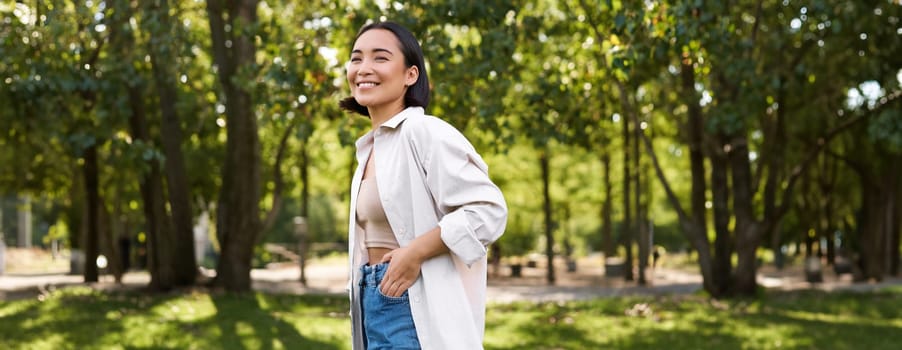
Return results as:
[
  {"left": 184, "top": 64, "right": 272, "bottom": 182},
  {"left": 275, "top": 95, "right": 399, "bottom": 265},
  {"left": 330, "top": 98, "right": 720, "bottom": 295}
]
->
[{"left": 347, "top": 107, "right": 508, "bottom": 350}]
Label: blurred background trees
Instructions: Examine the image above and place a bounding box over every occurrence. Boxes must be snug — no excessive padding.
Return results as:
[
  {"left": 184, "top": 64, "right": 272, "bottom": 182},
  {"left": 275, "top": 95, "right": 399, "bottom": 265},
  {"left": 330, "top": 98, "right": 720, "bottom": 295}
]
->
[{"left": 1, "top": 0, "right": 899, "bottom": 297}]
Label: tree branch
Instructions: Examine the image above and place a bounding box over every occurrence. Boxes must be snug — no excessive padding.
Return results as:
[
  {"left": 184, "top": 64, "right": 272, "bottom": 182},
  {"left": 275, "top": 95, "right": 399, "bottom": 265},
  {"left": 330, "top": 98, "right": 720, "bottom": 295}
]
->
[
  {"left": 770, "top": 89, "right": 902, "bottom": 230},
  {"left": 260, "top": 116, "right": 302, "bottom": 235}
]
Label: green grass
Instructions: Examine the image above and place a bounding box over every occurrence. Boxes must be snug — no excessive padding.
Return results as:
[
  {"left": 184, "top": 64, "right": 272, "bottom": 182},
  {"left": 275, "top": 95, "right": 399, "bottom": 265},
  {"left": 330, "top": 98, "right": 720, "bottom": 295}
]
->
[
  {"left": 0, "top": 288, "right": 348, "bottom": 350},
  {"left": 484, "top": 287, "right": 902, "bottom": 349},
  {"left": 1, "top": 287, "right": 901, "bottom": 349}
]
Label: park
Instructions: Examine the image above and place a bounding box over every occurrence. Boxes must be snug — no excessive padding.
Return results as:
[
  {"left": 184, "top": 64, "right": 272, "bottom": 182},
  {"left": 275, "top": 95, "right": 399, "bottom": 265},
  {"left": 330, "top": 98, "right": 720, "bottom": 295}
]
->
[{"left": 2, "top": 0, "right": 901, "bottom": 349}]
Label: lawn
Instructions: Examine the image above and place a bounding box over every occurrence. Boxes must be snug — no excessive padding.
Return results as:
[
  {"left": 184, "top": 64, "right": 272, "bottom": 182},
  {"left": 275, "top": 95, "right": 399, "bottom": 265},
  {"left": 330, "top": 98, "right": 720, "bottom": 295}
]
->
[{"left": 1, "top": 286, "right": 900, "bottom": 349}]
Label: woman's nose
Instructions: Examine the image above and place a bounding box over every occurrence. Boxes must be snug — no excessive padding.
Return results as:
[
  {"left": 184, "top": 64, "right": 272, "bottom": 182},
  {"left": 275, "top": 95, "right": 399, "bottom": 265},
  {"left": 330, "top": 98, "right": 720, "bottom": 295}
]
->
[{"left": 357, "top": 59, "right": 374, "bottom": 75}]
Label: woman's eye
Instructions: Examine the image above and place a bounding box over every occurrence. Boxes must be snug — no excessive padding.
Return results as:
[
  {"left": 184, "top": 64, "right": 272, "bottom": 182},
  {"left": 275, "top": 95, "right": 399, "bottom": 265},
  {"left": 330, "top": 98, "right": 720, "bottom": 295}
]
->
[
  {"left": 350, "top": 57, "right": 362, "bottom": 63},
  {"left": 375, "top": 56, "right": 388, "bottom": 62}
]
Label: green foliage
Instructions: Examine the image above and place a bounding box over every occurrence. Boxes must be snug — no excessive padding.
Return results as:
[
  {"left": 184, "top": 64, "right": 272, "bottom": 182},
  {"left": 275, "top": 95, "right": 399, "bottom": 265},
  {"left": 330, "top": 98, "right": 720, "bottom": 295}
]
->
[
  {"left": 499, "top": 211, "right": 540, "bottom": 257},
  {"left": 2, "top": 0, "right": 900, "bottom": 291},
  {"left": 262, "top": 194, "right": 341, "bottom": 245},
  {"left": 868, "top": 107, "right": 902, "bottom": 152},
  {"left": 42, "top": 218, "right": 68, "bottom": 246}
]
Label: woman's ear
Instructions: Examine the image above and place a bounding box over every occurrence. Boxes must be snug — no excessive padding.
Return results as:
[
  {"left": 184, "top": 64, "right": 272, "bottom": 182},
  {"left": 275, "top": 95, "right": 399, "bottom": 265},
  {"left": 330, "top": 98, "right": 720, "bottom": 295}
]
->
[{"left": 405, "top": 65, "right": 419, "bottom": 87}]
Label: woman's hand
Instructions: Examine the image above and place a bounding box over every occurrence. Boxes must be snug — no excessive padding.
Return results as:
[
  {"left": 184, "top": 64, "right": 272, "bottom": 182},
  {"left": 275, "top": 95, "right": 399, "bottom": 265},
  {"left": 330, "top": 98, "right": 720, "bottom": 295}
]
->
[
  {"left": 379, "top": 247, "right": 423, "bottom": 297},
  {"left": 378, "top": 227, "right": 449, "bottom": 297}
]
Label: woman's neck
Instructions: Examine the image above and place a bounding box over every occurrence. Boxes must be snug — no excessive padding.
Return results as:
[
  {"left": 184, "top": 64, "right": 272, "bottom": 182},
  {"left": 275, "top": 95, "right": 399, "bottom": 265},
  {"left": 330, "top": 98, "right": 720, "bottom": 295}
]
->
[{"left": 368, "top": 102, "right": 406, "bottom": 129}]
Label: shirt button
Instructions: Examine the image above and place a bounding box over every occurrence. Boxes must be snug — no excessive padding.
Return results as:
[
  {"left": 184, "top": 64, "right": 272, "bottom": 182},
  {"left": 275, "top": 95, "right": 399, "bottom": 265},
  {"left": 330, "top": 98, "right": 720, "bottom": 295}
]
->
[{"left": 413, "top": 296, "right": 421, "bottom": 303}]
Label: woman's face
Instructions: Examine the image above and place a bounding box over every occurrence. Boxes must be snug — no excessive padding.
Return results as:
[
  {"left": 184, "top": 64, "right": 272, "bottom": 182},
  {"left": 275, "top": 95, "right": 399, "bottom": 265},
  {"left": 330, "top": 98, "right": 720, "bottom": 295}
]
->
[{"left": 347, "top": 29, "right": 418, "bottom": 113}]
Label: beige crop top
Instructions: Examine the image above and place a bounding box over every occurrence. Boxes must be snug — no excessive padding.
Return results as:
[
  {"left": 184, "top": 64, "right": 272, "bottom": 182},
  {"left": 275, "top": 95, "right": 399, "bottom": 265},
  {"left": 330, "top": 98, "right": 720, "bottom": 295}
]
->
[{"left": 356, "top": 178, "right": 400, "bottom": 250}]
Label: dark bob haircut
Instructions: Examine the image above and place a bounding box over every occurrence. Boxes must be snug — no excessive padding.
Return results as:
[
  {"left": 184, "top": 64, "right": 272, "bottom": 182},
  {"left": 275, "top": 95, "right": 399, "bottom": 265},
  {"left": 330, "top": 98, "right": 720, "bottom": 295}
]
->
[{"left": 339, "top": 21, "right": 430, "bottom": 117}]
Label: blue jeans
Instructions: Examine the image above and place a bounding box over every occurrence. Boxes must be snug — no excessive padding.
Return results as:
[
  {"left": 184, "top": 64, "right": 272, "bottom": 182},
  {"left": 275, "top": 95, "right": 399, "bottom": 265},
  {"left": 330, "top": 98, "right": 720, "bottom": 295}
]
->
[{"left": 359, "top": 262, "right": 421, "bottom": 350}]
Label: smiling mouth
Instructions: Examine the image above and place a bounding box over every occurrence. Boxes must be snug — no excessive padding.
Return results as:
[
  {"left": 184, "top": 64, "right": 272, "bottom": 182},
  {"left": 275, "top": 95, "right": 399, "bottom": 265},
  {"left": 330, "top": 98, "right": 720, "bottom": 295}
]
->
[{"left": 357, "top": 82, "right": 379, "bottom": 88}]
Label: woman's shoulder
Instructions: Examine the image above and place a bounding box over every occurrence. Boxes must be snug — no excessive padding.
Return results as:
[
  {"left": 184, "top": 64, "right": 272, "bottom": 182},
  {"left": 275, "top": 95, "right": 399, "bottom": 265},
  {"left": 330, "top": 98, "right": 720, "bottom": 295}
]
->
[
  {"left": 402, "top": 109, "right": 464, "bottom": 139},
  {"left": 403, "top": 112, "right": 479, "bottom": 160}
]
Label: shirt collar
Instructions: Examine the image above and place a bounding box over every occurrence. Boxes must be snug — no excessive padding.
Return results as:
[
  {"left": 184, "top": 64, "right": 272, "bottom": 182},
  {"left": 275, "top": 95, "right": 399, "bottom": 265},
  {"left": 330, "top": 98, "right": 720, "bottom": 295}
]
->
[
  {"left": 354, "top": 132, "right": 373, "bottom": 164},
  {"left": 381, "top": 106, "right": 423, "bottom": 129},
  {"left": 354, "top": 106, "right": 424, "bottom": 155}
]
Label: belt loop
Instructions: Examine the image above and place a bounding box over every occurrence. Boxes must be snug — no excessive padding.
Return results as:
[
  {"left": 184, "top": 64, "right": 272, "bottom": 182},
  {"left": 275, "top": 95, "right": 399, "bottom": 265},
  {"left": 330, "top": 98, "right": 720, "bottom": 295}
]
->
[
  {"left": 358, "top": 265, "right": 366, "bottom": 287},
  {"left": 361, "top": 263, "right": 380, "bottom": 287}
]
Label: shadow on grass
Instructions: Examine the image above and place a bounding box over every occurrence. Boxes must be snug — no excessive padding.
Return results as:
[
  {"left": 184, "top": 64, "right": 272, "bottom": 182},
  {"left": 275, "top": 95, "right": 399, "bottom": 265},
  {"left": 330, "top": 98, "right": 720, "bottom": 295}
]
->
[
  {"left": 486, "top": 297, "right": 747, "bottom": 349},
  {"left": 0, "top": 286, "right": 181, "bottom": 348},
  {"left": 733, "top": 290, "right": 902, "bottom": 349},
  {"left": 760, "top": 289, "right": 902, "bottom": 319},
  {"left": 208, "top": 292, "right": 342, "bottom": 350},
  {"left": 660, "top": 290, "right": 902, "bottom": 350},
  {"left": 609, "top": 326, "right": 745, "bottom": 349},
  {"left": 0, "top": 286, "right": 350, "bottom": 349},
  {"left": 485, "top": 300, "right": 609, "bottom": 349},
  {"left": 485, "top": 291, "right": 902, "bottom": 350}
]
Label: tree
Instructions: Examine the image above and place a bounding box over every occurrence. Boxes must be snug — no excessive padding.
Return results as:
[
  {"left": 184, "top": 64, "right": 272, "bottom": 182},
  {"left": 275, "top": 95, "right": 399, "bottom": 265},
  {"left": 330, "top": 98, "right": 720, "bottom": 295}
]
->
[
  {"left": 205, "top": 0, "right": 263, "bottom": 291},
  {"left": 141, "top": 0, "right": 198, "bottom": 286},
  {"left": 643, "top": 0, "right": 900, "bottom": 295},
  {"left": 6, "top": 1, "right": 123, "bottom": 283},
  {"left": 254, "top": 2, "right": 343, "bottom": 283}
]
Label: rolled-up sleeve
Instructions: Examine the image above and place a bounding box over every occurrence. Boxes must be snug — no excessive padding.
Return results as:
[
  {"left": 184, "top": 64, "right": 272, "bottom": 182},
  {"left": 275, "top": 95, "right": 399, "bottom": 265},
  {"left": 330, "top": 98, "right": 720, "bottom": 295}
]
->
[{"left": 423, "top": 125, "right": 508, "bottom": 266}]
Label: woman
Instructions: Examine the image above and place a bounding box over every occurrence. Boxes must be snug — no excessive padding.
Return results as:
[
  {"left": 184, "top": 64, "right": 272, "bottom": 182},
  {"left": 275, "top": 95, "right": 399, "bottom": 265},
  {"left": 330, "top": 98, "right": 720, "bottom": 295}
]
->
[{"left": 341, "top": 21, "right": 508, "bottom": 350}]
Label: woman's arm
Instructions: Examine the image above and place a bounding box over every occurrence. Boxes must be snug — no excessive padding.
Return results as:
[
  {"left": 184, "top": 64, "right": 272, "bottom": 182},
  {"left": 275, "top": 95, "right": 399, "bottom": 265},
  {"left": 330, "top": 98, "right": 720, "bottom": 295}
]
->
[
  {"left": 425, "top": 123, "right": 508, "bottom": 266},
  {"left": 378, "top": 227, "right": 446, "bottom": 297},
  {"left": 379, "top": 116, "right": 508, "bottom": 297}
]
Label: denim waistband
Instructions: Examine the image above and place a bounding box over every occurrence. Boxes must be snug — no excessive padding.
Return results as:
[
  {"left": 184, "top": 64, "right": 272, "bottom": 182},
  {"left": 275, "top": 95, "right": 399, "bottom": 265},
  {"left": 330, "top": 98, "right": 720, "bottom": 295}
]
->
[{"left": 359, "top": 262, "right": 388, "bottom": 288}]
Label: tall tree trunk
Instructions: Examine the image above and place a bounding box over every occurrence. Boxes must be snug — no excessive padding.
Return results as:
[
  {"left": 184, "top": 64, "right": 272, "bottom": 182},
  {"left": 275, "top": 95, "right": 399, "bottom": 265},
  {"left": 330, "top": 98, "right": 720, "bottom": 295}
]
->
[
  {"left": 730, "top": 134, "right": 762, "bottom": 296},
  {"left": 600, "top": 154, "right": 614, "bottom": 257},
  {"left": 764, "top": 74, "right": 788, "bottom": 267},
  {"left": 16, "top": 195, "right": 32, "bottom": 248},
  {"left": 633, "top": 101, "right": 647, "bottom": 286},
  {"left": 540, "top": 151, "right": 555, "bottom": 285},
  {"left": 100, "top": 199, "right": 124, "bottom": 283},
  {"left": 111, "top": 0, "right": 178, "bottom": 289},
  {"left": 82, "top": 143, "right": 101, "bottom": 283},
  {"left": 73, "top": 0, "right": 110, "bottom": 284},
  {"left": 770, "top": 220, "right": 785, "bottom": 269},
  {"left": 112, "top": 201, "right": 130, "bottom": 279},
  {"left": 798, "top": 172, "right": 817, "bottom": 258},
  {"left": 621, "top": 101, "right": 634, "bottom": 282},
  {"left": 207, "top": 0, "right": 262, "bottom": 291},
  {"left": 819, "top": 153, "right": 837, "bottom": 265},
  {"left": 680, "top": 61, "right": 719, "bottom": 295},
  {"left": 300, "top": 139, "right": 310, "bottom": 222},
  {"left": 891, "top": 171, "right": 901, "bottom": 276},
  {"left": 146, "top": 166, "right": 176, "bottom": 289},
  {"left": 128, "top": 83, "right": 177, "bottom": 290},
  {"left": 638, "top": 60, "right": 719, "bottom": 296},
  {"left": 298, "top": 138, "right": 310, "bottom": 284},
  {"left": 577, "top": 0, "right": 634, "bottom": 280},
  {"left": 845, "top": 154, "right": 898, "bottom": 282},
  {"left": 891, "top": 162, "right": 902, "bottom": 276},
  {"left": 884, "top": 161, "right": 900, "bottom": 276},
  {"left": 67, "top": 161, "right": 85, "bottom": 275},
  {"left": 147, "top": 0, "right": 197, "bottom": 286},
  {"left": 0, "top": 208, "right": 4, "bottom": 276},
  {"left": 710, "top": 144, "right": 732, "bottom": 295},
  {"left": 859, "top": 179, "right": 888, "bottom": 281}
]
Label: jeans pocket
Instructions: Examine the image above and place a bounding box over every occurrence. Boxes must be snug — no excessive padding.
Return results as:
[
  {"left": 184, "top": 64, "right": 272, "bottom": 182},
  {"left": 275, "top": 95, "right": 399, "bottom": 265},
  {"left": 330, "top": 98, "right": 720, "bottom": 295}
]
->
[
  {"left": 376, "top": 287, "right": 409, "bottom": 304},
  {"left": 362, "top": 285, "right": 419, "bottom": 349}
]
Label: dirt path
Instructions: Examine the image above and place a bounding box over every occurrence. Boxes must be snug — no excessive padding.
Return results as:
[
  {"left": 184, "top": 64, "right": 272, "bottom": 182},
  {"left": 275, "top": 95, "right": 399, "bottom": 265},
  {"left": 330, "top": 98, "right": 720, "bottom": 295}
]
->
[{"left": 2, "top": 255, "right": 900, "bottom": 302}]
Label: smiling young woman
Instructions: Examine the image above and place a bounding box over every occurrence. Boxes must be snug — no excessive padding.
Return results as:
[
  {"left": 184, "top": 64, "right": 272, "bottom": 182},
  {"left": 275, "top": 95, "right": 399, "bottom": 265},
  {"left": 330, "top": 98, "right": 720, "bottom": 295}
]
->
[
  {"left": 345, "top": 29, "right": 419, "bottom": 126},
  {"left": 339, "top": 22, "right": 508, "bottom": 350}
]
